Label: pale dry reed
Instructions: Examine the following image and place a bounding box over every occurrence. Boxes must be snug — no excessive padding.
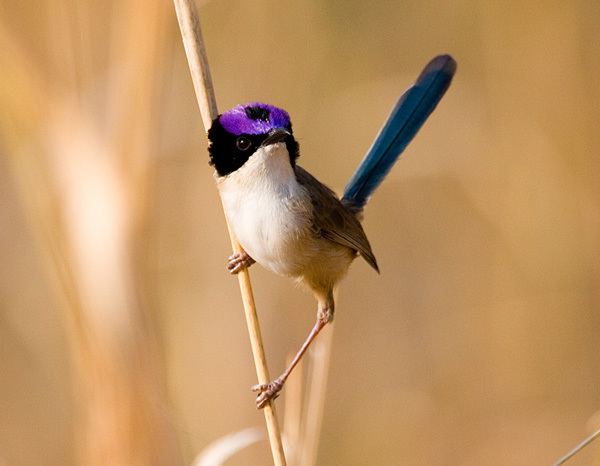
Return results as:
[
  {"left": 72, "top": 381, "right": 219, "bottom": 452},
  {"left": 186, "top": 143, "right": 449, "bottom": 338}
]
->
[{"left": 0, "top": 1, "right": 181, "bottom": 464}]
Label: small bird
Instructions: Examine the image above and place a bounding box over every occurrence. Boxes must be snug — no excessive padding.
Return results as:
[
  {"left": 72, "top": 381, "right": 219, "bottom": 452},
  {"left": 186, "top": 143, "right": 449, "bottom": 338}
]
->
[{"left": 208, "top": 55, "right": 456, "bottom": 408}]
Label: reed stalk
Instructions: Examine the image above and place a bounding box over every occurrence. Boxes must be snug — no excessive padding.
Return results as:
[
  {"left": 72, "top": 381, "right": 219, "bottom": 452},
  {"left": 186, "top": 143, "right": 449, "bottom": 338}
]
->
[
  {"left": 553, "top": 427, "right": 600, "bottom": 466},
  {"left": 283, "top": 356, "right": 304, "bottom": 464},
  {"left": 298, "top": 327, "right": 334, "bottom": 466},
  {"left": 171, "top": 1, "right": 287, "bottom": 465},
  {"left": 0, "top": 2, "right": 182, "bottom": 464}
]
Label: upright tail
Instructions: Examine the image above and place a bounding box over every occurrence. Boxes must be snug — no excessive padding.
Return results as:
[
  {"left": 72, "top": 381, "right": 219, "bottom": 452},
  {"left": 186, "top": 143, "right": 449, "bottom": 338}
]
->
[{"left": 342, "top": 54, "right": 457, "bottom": 213}]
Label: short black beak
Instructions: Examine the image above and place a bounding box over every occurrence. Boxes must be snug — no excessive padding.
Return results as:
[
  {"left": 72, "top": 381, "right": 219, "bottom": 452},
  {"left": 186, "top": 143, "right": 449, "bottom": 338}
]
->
[{"left": 261, "top": 128, "right": 291, "bottom": 147}]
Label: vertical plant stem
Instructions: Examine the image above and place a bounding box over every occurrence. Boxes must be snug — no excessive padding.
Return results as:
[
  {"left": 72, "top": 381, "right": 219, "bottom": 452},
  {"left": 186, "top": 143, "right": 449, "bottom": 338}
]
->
[
  {"left": 172, "top": 0, "right": 217, "bottom": 129},
  {"left": 283, "top": 356, "right": 304, "bottom": 465},
  {"left": 299, "top": 326, "right": 334, "bottom": 466},
  {"left": 171, "top": 1, "right": 287, "bottom": 465}
]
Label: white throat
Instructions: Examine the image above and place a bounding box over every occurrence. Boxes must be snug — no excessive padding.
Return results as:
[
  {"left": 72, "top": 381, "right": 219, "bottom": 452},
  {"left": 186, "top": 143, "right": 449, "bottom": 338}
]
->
[
  {"left": 217, "top": 142, "right": 295, "bottom": 189},
  {"left": 216, "top": 142, "right": 313, "bottom": 277}
]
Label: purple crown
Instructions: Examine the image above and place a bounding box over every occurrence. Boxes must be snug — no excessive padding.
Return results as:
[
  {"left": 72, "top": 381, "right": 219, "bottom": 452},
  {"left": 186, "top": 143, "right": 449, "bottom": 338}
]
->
[{"left": 219, "top": 102, "right": 291, "bottom": 135}]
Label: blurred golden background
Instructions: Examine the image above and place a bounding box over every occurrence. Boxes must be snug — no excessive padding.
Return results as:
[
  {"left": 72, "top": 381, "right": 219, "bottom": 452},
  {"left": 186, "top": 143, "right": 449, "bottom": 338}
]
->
[{"left": 1, "top": 1, "right": 600, "bottom": 465}]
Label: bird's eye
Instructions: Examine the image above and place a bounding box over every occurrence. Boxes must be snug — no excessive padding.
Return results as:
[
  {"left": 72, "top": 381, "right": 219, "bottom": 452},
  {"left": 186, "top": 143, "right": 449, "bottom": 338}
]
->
[{"left": 236, "top": 136, "right": 252, "bottom": 151}]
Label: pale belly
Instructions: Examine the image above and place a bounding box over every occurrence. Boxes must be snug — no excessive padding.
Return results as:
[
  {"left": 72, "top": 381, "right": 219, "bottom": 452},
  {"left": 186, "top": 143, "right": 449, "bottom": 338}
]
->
[
  {"left": 225, "top": 188, "right": 313, "bottom": 277},
  {"left": 217, "top": 152, "right": 314, "bottom": 278},
  {"left": 220, "top": 180, "right": 355, "bottom": 292},
  {"left": 215, "top": 143, "right": 355, "bottom": 291}
]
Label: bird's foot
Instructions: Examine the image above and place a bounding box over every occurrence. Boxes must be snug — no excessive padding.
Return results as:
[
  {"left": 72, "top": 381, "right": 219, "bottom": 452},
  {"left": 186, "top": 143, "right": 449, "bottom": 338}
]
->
[
  {"left": 251, "top": 377, "right": 285, "bottom": 409},
  {"left": 227, "top": 251, "right": 255, "bottom": 274}
]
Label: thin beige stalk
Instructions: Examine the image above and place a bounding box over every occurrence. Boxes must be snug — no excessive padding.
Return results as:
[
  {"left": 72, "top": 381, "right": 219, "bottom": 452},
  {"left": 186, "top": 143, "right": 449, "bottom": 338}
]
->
[
  {"left": 553, "top": 427, "right": 600, "bottom": 466},
  {"left": 283, "top": 356, "right": 304, "bottom": 465},
  {"left": 0, "top": 2, "right": 182, "bottom": 461},
  {"left": 171, "top": 1, "right": 287, "bottom": 465},
  {"left": 298, "top": 325, "right": 334, "bottom": 466}
]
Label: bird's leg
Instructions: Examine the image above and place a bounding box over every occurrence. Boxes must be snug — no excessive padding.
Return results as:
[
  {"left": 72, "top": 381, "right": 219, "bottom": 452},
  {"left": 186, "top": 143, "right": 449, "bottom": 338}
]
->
[
  {"left": 227, "top": 249, "right": 255, "bottom": 274},
  {"left": 252, "top": 296, "right": 334, "bottom": 409}
]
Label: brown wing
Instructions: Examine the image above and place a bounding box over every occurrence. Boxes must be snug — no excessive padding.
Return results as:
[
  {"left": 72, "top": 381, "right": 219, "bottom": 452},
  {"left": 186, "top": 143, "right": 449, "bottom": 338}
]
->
[{"left": 295, "top": 166, "right": 379, "bottom": 272}]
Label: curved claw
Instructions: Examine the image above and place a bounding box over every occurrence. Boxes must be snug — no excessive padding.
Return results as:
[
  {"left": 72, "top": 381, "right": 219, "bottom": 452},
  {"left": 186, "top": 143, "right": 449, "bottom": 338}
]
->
[
  {"left": 251, "top": 377, "right": 284, "bottom": 409},
  {"left": 226, "top": 251, "right": 255, "bottom": 275}
]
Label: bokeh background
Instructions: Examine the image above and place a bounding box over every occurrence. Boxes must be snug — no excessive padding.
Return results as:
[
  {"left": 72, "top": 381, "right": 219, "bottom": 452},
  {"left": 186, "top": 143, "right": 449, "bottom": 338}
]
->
[{"left": 1, "top": 1, "right": 600, "bottom": 465}]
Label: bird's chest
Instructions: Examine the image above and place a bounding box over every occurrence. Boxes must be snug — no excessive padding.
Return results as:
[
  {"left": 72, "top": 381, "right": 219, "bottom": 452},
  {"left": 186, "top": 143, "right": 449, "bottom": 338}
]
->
[{"left": 216, "top": 148, "right": 313, "bottom": 276}]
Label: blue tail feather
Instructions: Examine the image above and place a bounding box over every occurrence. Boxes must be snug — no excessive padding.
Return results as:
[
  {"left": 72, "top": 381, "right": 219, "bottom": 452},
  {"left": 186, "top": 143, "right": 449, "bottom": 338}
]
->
[{"left": 342, "top": 54, "right": 457, "bottom": 212}]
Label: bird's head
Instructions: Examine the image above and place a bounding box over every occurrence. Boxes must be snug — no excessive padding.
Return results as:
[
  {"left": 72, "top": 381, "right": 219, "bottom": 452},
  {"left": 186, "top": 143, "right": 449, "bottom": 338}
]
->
[{"left": 208, "top": 102, "right": 299, "bottom": 177}]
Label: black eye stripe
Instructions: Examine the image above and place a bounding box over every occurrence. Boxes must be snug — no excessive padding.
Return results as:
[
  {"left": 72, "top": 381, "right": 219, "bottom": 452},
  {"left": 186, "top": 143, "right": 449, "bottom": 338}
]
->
[{"left": 208, "top": 119, "right": 299, "bottom": 177}]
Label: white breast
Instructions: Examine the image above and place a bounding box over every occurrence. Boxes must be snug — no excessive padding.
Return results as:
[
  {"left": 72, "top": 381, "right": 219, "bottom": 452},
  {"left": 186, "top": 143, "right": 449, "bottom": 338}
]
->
[{"left": 216, "top": 143, "right": 313, "bottom": 277}]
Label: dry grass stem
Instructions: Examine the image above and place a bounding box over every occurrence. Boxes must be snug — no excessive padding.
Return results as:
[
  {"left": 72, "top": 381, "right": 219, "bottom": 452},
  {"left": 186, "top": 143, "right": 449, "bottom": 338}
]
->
[
  {"left": 172, "top": 0, "right": 217, "bottom": 128},
  {"left": 1, "top": 2, "right": 182, "bottom": 464},
  {"left": 171, "top": 1, "right": 287, "bottom": 464},
  {"left": 283, "top": 356, "right": 304, "bottom": 464},
  {"left": 192, "top": 427, "right": 263, "bottom": 466},
  {"left": 298, "top": 326, "right": 334, "bottom": 466},
  {"left": 553, "top": 427, "right": 600, "bottom": 466}
]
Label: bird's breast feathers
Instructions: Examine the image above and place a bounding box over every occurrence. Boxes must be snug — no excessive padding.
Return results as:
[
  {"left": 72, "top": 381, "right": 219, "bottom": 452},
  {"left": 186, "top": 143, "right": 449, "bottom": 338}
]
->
[{"left": 216, "top": 143, "right": 314, "bottom": 276}]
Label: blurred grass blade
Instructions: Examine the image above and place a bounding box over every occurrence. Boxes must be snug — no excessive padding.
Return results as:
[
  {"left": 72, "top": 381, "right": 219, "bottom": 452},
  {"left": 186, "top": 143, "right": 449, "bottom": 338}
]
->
[
  {"left": 553, "top": 427, "right": 600, "bottom": 466},
  {"left": 298, "top": 326, "right": 334, "bottom": 466},
  {"left": 192, "top": 427, "right": 263, "bottom": 466}
]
